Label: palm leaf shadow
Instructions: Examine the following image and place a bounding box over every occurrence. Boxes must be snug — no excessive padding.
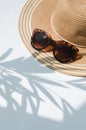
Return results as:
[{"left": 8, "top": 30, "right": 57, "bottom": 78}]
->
[
  {"left": 33, "top": 80, "right": 62, "bottom": 110},
  {"left": 67, "top": 78, "right": 86, "bottom": 90},
  {"left": 0, "top": 48, "right": 85, "bottom": 117},
  {"left": 0, "top": 48, "right": 13, "bottom": 62}
]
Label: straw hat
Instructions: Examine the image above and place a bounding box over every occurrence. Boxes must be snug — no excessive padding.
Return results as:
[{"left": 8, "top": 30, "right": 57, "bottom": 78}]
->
[{"left": 19, "top": 0, "right": 86, "bottom": 76}]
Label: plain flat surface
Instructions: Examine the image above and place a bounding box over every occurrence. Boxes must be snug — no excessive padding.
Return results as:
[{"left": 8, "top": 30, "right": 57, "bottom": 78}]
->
[{"left": 0, "top": 0, "right": 86, "bottom": 130}]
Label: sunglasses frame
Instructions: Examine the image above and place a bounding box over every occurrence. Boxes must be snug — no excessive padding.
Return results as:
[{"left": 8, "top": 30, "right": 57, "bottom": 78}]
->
[{"left": 31, "top": 28, "right": 79, "bottom": 63}]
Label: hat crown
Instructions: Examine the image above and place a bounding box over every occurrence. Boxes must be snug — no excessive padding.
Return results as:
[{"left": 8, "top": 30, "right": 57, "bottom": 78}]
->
[
  {"left": 53, "top": 0, "right": 86, "bottom": 47},
  {"left": 69, "top": 0, "right": 86, "bottom": 15},
  {"left": 72, "top": 0, "right": 86, "bottom": 5},
  {"left": 70, "top": 0, "right": 86, "bottom": 4}
]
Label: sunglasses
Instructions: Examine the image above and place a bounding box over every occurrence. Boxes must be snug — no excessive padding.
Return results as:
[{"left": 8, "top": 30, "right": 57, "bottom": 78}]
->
[{"left": 31, "top": 29, "right": 79, "bottom": 63}]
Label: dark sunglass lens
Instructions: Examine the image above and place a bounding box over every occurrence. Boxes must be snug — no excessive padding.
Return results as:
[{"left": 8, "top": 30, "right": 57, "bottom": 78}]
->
[
  {"left": 31, "top": 29, "right": 52, "bottom": 50},
  {"left": 53, "top": 41, "right": 79, "bottom": 63}
]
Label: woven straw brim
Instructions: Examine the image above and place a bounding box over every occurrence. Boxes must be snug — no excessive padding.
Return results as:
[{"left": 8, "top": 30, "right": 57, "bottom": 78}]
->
[{"left": 18, "top": 0, "right": 86, "bottom": 76}]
